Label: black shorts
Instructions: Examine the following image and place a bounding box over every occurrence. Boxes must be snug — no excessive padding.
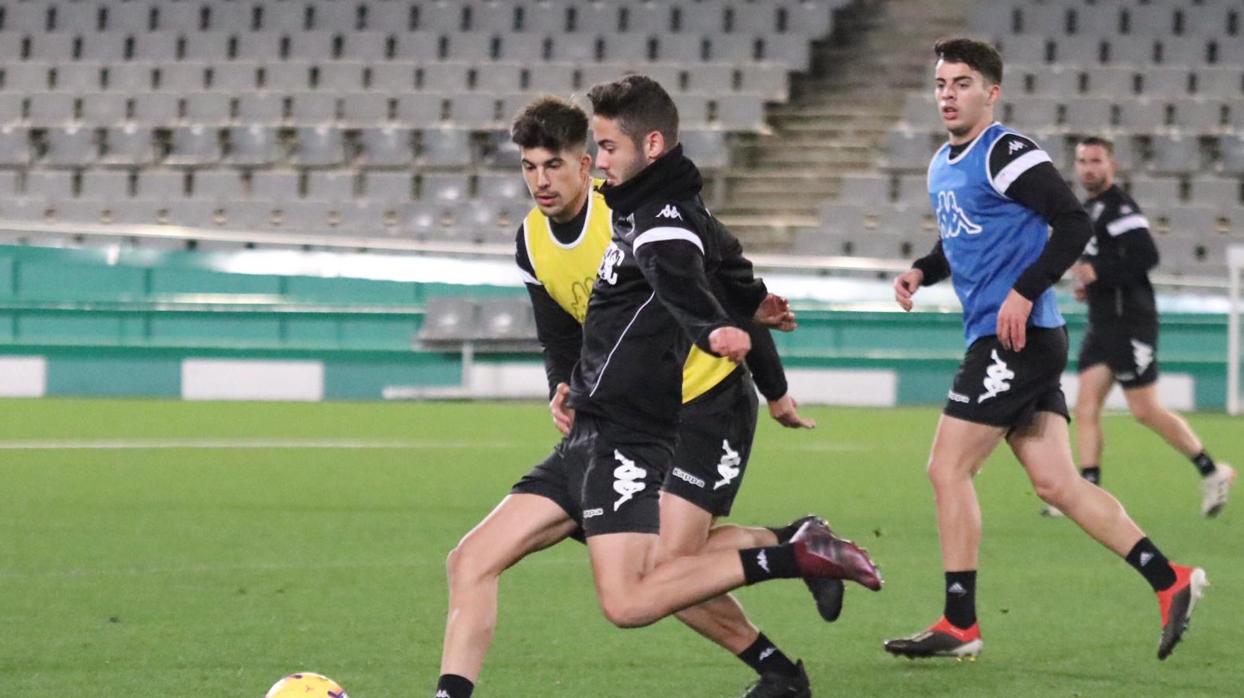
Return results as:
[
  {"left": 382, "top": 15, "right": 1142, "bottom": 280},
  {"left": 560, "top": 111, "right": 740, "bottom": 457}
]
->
[
  {"left": 1078, "top": 323, "right": 1159, "bottom": 389},
  {"left": 943, "top": 326, "right": 1070, "bottom": 430},
  {"left": 664, "top": 372, "right": 759, "bottom": 517},
  {"left": 510, "top": 414, "right": 671, "bottom": 538}
]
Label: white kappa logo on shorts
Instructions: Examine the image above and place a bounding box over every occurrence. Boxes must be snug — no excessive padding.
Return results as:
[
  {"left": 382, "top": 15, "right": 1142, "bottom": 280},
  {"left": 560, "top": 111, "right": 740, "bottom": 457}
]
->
[
  {"left": 1131, "top": 339, "right": 1154, "bottom": 376},
  {"left": 713, "top": 440, "right": 742, "bottom": 490},
  {"left": 978, "top": 350, "right": 1015, "bottom": 403},
  {"left": 612, "top": 449, "right": 647, "bottom": 511}
]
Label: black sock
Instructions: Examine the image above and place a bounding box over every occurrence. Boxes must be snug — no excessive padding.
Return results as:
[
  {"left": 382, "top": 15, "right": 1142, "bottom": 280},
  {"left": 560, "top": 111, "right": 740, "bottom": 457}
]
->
[
  {"left": 740, "top": 545, "right": 799, "bottom": 585},
  {"left": 737, "top": 632, "right": 800, "bottom": 677},
  {"left": 1191, "top": 451, "right": 1217, "bottom": 477},
  {"left": 1125, "top": 538, "right": 1177, "bottom": 591},
  {"left": 1080, "top": 466, "right": 1101, "bottom": 485},
  {"left": 943, "top": 570, "right": 977, "bottom": 629},
  {"left": 435, "top": 674, "right": 474, "bottom": 698},
  {"left": 766, "top": 517, "right": 810, "bottom": 544}
]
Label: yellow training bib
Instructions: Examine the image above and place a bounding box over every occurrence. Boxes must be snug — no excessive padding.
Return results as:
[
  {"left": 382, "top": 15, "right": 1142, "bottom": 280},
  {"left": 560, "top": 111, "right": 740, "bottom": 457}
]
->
[{"left": 524, "top": 180, "right": 737, "bottom": 404}]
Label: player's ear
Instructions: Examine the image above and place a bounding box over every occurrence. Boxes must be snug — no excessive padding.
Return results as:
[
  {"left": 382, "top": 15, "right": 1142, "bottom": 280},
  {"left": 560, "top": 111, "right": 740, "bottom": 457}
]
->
[
  {"left": 985, "top": 82, "right": 1001, "bottom": 106},
  {"left": 644, "top": 130, "right": 665, "bottom": 161},
  {"left": 579, "top": 151, "right": 592, "bottom": 176}
]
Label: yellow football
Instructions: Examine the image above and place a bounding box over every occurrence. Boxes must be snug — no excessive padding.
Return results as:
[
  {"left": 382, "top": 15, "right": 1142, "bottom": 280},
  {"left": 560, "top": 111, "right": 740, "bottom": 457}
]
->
[{"left": 265, "top": 672, "right": 349, "bottom": 698}]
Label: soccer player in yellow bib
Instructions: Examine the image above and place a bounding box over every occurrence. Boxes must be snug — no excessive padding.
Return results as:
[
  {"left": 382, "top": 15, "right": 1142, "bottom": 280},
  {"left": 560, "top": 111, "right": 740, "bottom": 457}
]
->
[{"left": 434, "top": 95, "right": 857, "bottom": 698}]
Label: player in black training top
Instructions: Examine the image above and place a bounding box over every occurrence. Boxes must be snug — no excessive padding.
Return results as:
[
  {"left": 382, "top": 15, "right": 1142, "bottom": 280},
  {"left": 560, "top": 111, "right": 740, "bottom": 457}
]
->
[
  {"left": 1046, "top": 136, "right": 1235, "bottom": 519},
  {"left": 432, "top": 77, "right": 881, "bottom": 698}
]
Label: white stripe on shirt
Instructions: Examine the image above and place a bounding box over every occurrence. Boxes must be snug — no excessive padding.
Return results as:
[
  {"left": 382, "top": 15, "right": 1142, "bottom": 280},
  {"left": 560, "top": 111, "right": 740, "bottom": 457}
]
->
[
  {"left": 518, "top": 267, "right": 541, "bottom": 285},
  {"left": 632, "top": 227, "right": 705, "bottom": 254},
  {"left": 1105, "top": 213, "right": 1150, "bottom": 237},
  {"left": 589, "top": 291, "right": 655, "bottom": 398},
  {"left": 991, "top": 149, "right": 1053, "bottom": 196}
]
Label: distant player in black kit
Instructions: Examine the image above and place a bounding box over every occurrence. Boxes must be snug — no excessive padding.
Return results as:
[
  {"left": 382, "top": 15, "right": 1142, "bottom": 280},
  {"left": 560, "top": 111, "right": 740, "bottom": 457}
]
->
[
  {"left": 1042, "top": 136, "right": 1235, "bottom": 518},
  {"left": 432, "top": 77, "right": 881, "bottom": 698}
]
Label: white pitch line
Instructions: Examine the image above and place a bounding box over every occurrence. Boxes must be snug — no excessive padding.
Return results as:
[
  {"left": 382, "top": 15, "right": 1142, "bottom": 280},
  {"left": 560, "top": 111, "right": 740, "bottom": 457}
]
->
[{"left": 0, "top": 438, "right": 518, "bottom": 450}]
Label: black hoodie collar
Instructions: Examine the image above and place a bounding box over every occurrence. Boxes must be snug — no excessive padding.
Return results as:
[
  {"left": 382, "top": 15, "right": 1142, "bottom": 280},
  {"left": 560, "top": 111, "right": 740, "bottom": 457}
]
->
[{"left": 601, "top": 144, "right": 703, "bottom": 216}]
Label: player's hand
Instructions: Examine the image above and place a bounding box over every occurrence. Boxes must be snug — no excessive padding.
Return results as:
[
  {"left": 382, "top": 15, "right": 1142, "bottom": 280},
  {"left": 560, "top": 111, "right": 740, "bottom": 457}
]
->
[
  {"left": 1071, "top": 261, "right": 1097, "bottom": 286},
  {"left": 997, "top": 290, "right": 1034, "bottom": 352},
  {"left": 709, "top": 326, "right": 751, "bottom": 363},
  {"left": 549, "top": 382, "right": 575, "bottom": 436},
  {"left": 754, "top": 293, "right": 797, "bottom": 332},
  {"left": 768, "top": 393, "right": 816, "bottom": 429},
  {"left": 894, "top": 269, "right": 924, "bottom": 312},
  {"left": 1073, "top": 282, "right": 1087, "bottom": 302}
]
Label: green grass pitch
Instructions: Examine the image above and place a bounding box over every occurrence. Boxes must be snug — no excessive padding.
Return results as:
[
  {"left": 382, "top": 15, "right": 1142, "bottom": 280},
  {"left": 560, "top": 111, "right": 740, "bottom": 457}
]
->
[{"left": 1, "top": 398, "right": 1240, "bottom": 696}]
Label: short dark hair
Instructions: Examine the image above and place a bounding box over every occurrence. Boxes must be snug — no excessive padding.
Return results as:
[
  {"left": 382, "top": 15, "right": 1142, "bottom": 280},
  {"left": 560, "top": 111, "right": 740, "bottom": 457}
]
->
[
  {"left": 586, "top": 74, "right": 679, "bottom": 148},
  {"left": 1078, "top": 136, "right": 1115, "bottom": 155},
  {"left": 934, "top": 37, "right": 1004, "bottom": 85},
  {"left": 510, "top": 96, "right": 589, "bottom": 152}
]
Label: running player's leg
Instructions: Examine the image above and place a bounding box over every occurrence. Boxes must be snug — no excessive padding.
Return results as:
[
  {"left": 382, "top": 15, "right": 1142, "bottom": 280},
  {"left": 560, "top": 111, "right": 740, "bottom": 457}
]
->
[
  {"left": 1010, "top": 412, "right": 1143, "bottom": 553},
  {"left": 1074, "top": 363, "right": 1114, "bottom": 475},
  {"left": 1008, "top": 410, "right": 1207, "bottom": 659},
  {"left": 882, "top": 415, "right": 1003, "bottom": 659},
  {"left": 657, "top": 494, "right": 758, "bottom": 654},
  {"left": 1122, "top": 383, "right": 1236, "bottom": 516},
  {"left": 439, "top": 494, "right": 577, "bottom": 684}
]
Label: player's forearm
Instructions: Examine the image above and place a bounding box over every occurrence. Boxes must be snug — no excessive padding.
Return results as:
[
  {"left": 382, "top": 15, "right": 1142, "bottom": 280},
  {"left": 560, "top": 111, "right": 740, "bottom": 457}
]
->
[
  {"left": 742, "top": 319, "right": 788, "bottom": 401},
  {"left": 912, "top": 239, "right": 951, "bottom": 286}
]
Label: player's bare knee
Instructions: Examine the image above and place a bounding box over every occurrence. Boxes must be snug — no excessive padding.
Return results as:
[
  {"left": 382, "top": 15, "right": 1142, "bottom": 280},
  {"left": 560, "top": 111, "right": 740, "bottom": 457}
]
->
[
  {"left": 445, "top": 539, "right": 496, "bottom": 588},
  {"left": 1074, "top": 401, "right": 1099, "bottom": 425},
  {"left": 1130, "top": 402, "right": 1161, "bottom": 428},
  {"left": 1033, "top": 475, "right": 1077, "bottom": 507},
  {"left": 598, "top": 593, "right": 657, "bottom": 629}
]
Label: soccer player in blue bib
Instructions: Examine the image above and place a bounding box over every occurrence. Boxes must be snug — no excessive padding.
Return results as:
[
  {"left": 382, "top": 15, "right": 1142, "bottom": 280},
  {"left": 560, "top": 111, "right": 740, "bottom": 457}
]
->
[{"left": 883, "top": 38, "right": 1207, "bottom": 661}]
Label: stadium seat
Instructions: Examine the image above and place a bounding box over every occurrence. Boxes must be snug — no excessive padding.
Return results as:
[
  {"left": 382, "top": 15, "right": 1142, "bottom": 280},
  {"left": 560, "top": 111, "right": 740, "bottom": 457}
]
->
[
  {"left": 340, "top": 31, "right": 393, "bottom": 62},
  {"left": 236, "top": 93, "right": 285, "bottom": 124},
  {"left": 419, "top": 127, "right": 473, "bottom": 168},
  {"left": 1219, "top": 135, "right": 1244, "bottom": 177},
  {"left": 882, "top": 131, "right": 935, "bottom": 173},
  {"left": 1147, "top": 134, "right": 1199, "bottom": 176},
  {"left": 1187, "top": 177, "right": 1241, "bottom": 207},
  {"left": 192, "top": 169, "right": 247, "bottom": 202},
  {"left": 224, "top": 125, "right": 284, "bottom": 167},
  {"left": 81, "top": 169, "right": 132, "bottom": 200},
  {"left": 1128, "top": 177, "right": 1181, "bottom": 208},
  {"left": 1141, "top": 67, "right": 1192, "bottom": 97},
  {"left": 421, "top": 173, "right": 471, "bottom": 203},
  {"left": 837, "top": 174, "right": 890, "bottom": 203},
  {"left": 52, "top": 63, "right": 104, "bottom": 92},
  {"left": 363, "top": 171, "right": 414, "bottom": 204},
  {"left": 166, "top": 125, "right": 224, "bottom": 167},
  {"left": 1115, "top": 99, "right": 1166, "bottom": 131},
  {"left": 101, "top": 124, "right": 157, "bottom": 166},
  {"left": 289, "top": 93, "right": 341, "bottom": 125},
  {"left": 316, "top": 62, "right": 367, "bottom": 92},
  {"left": 104, "top": 63, "right": 154, "bottom": 92},
  {"left": 80, "top": 93, "right": 129, "bottom": 126},
  {"left": 25, "top": 170, "right": 75, "bottom": 199},
  {"left": 680, "top": 130, "right": 728, "bottom": 170},
  {"left": 137, "top": 169, "right": 187, "bottom": 200},
  {"left": 392, "top": 31, "right": 446, "bottom": 61},
  {"left": 248, "top": 169, "right": 299, "bottom": 202},
  {"left": 475, "top": 172, "right": 528, "bottom": 202},
  {"left": 27, "top": 93, "right": 80, "bottom": 126},
  {"left": 476, "top": 299, "right": 536, "bottom": 341},
  {"left": 131, "top": 93, "right": 180, "bottom": 126},
  {"left": 714, "top": 95, "right": 765, "bottom": 131},
  {"left": 306, "top": 170, "right": 356, "bottom": 203},
  {"left": 419, "top": 297, "right": 479, "bottom": 343},
  {"left": 1171, "top": 100, "right": 1224, "bottom": 132},
  {"left": 183, "top": 93, "right": 233, "bottom": 126},
  {"left": 356, "top": 127, "right": 415, "bottom": 168},
  {"left": 289, "top": 126, "right": 347, "bottom": 167},
  {"left": 369, "top": 63, "right": 419, "bottom": 91},
  {"left": 1063, "top": 97, "right": 1114, "bottom": 132},
  {"left": 42, "top": 125, "right": 100, "bottom": 167}
]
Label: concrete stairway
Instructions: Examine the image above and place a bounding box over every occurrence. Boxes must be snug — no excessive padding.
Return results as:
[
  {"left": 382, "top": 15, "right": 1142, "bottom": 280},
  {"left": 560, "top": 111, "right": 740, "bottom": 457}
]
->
[{"left": 714, "top": 0, "right": 978, "bottom": 250}]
